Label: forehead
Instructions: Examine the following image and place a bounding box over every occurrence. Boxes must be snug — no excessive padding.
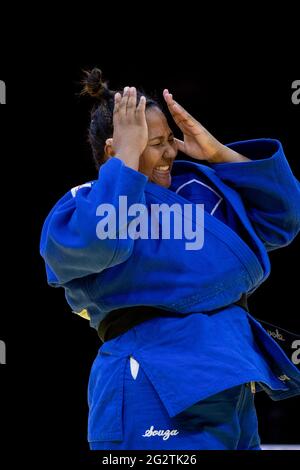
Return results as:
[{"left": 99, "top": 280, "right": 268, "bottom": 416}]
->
[{"left": 145, "top": 107, "right": 171, "bottom": 137}]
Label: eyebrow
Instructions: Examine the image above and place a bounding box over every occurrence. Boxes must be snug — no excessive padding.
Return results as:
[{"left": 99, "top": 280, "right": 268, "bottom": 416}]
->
[{"left": 149, "top": 132, "right": 174, "bottom": 141}]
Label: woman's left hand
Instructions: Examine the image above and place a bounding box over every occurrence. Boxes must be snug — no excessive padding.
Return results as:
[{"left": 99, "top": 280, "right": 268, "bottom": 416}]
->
[{"left": 163, "top": 89, "right": 242, "bottom": 164}]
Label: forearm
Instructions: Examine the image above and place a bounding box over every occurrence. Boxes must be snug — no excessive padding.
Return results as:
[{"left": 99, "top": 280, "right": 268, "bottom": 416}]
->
[
  {"left": 41, "top": 157, "right": 148, "bottom": 284},
  {"left": 209, "top": 144, "right": 251, "bottom": 164},
  {"left": 209, "top": 138, "right": 300, "bottom": 251}
]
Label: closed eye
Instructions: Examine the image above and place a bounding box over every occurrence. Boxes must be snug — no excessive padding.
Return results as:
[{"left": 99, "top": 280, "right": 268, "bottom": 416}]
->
[{"left": 151, "top": 138, "right": 175, "bottom": 147}]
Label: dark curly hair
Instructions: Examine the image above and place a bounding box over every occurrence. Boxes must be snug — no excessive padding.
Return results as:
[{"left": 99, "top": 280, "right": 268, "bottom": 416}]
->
[{"left": 81, "top": 68, "right": 161, "bottom": 170}]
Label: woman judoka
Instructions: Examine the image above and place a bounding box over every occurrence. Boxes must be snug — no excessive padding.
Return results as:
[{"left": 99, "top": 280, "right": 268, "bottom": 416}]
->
[{"left": 40, "top": 69, "right": 300, "bottom": 450}]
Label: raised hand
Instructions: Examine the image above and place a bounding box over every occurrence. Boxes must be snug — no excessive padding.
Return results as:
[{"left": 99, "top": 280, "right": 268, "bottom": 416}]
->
[
  {"left": 112, "top": 87, "right": 148, "bottom": 170},
  {"left": 163, "top": 89, "right": 225, "bottom": 163}
]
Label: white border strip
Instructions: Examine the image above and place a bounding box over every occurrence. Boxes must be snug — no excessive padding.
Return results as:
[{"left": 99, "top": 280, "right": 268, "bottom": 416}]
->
[{"left": 261, "top": 445, "right": 300, "bottom": 450}]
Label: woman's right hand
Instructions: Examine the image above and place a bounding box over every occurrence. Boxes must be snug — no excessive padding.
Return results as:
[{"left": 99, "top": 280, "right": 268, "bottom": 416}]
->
[{"left": 112, "top": 87, "right": 148, "bottom": 170}]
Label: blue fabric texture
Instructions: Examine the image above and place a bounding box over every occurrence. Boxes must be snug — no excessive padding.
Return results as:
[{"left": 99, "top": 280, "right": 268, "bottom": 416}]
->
[
  {"left": 90, "top": 356, "right": 261, "bottom": 450},
  {"left": 40, "top": 139, "right": 300, "bottom": 447}
]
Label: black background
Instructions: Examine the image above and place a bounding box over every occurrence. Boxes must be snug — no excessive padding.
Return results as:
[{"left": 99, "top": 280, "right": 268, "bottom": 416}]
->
[{"left": 0, "top": 37, "right": 299, "bottom": 463}]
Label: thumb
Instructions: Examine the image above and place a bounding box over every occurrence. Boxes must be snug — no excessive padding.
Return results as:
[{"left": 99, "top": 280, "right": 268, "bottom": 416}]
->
[{"left": 174, "top": 138, "right": 185, "bottom": 153}]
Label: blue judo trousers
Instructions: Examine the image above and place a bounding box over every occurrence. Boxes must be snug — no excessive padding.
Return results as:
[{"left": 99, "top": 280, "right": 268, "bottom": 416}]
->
[
  {"left": 40, "top": 139, "right": 300, "bottom": 450},
  {"left": 89, "top": 334, "right": 261, "bottom": 450}
]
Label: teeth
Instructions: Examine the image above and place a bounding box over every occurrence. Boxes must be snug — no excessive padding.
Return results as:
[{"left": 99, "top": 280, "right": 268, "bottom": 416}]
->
[{"left": 155, "top": 165, "right": 169, "bottom": 170}]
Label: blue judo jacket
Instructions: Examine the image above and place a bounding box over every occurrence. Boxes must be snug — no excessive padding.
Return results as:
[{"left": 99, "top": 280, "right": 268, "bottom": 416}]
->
[{"left": 40, "top": 139, "right": 300, "bottom": 443}]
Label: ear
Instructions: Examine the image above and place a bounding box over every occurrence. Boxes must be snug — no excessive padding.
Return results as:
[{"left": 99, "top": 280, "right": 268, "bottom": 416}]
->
[{"left": 104, "top": 138, "right": 115, "bottom": 158}]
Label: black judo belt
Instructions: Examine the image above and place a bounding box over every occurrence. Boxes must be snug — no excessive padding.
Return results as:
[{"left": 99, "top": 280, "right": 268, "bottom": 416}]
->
[{"left": 98, "top": 294, "right": 300, "bottom": 371}]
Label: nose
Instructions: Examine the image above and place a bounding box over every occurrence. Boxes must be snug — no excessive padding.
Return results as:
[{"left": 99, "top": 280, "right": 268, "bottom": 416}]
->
[{"left": 164, "top": 142, "right": 177, "bottom": 161}]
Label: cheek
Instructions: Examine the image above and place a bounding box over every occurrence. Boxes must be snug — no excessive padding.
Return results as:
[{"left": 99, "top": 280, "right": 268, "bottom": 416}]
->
[{"left": 139, "top": 149, "right": 162, "bottom": 173}]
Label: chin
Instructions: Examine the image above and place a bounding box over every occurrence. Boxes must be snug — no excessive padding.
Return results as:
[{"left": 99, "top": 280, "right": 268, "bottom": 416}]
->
[
  {"left": 150, "top": 179, "right": 172, "bottom": 189},
  {"left": 150, "top": 173, "right": 172, "bottom": 189}
]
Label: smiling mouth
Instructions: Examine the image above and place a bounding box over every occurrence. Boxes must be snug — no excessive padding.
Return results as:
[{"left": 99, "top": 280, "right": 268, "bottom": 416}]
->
[{"left": 154, "top": 165, "right": 171, "bottom": 171}]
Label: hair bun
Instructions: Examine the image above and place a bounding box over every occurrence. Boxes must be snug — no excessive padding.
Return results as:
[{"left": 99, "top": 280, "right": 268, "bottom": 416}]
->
[{"left": 81, "top": 68, "right": 112, "bottom": 101}]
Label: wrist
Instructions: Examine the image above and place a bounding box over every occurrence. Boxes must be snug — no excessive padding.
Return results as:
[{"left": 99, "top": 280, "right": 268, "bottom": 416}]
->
[
  {"left": 208, "top": 144, "right": 250, "bottom": 164},
  {"left": 115, "top": 150, "right": 140, "bottom": 171}
]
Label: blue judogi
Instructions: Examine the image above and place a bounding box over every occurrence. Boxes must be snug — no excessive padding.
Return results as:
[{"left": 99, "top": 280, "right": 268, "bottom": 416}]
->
[
  {"left": 89, "top": 352, "right": 261, "bottom": 450},
  {"left": 40, "top": 139, "right": 300, "bottom": 449}
]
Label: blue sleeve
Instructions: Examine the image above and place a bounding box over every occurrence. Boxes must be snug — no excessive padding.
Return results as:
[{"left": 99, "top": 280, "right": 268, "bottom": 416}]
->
[
  {"left": 40, "top": 157, "right": 148, "bottom": 285},
  {"left": 209, "top": 139, "right": 300, "bottom": 251}
]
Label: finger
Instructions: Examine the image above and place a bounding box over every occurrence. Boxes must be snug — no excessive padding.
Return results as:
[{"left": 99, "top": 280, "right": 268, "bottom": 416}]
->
[
  {"left": 170, "top": 100, "right": 191, "bottom": 121},
  {"left": 163, "top": 90, "right": 185, "bottom": 120},
  {"left": 172, "top": 106, "right": 195, "bottom": 130},
  {"left": 126, "top": 87, "right": 137, "bottom": 114},
  {"left": 163, "top": 89, "right": 178, "bottom": 110},
  {"left": 163, "top": 89, "right": 173, "bottom": 106},
  {"left": 136, "top": 95, "right": 146, "bottom": 115},
  {"left": 119, "top": 86, "right": 130, "bottom": 116},
  {"left": 163, "top": 90, "right": 195, "bottom": 126},
  {"left": 174, "top": 138, "right": 185, "bottom": 153},
  {"left": 113, "top": 92, "right": 122, "bottom": 115},
  {"left": 169, "top": 100, "right": 198, "bottom": 131}
]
